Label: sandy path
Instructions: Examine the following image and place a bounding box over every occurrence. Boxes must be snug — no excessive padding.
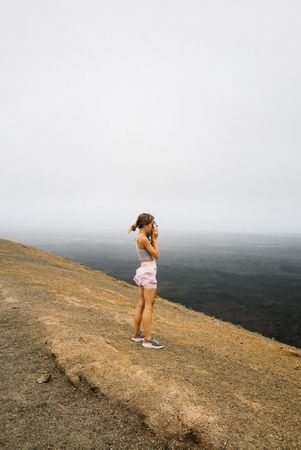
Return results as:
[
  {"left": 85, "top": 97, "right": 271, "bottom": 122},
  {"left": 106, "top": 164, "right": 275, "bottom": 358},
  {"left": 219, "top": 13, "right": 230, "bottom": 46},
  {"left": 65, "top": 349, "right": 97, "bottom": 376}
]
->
[{"left": 0, "top": 283, "right": 188, "bottom": 449}]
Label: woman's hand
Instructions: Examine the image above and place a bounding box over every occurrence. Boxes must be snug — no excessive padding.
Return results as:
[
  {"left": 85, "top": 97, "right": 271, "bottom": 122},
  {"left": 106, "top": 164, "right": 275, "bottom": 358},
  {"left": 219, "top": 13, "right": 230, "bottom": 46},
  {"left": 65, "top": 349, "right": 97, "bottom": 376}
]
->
[{"left": 152, "top": 227, "right": 159, "bottom": 240}]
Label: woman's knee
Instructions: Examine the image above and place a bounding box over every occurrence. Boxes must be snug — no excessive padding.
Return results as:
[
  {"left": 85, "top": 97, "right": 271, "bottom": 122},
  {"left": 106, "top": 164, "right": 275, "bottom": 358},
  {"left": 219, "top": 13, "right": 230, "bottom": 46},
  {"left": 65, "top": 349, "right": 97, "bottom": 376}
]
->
[{"left": 143, "top": 288, "right": 157, "bottom": 305}]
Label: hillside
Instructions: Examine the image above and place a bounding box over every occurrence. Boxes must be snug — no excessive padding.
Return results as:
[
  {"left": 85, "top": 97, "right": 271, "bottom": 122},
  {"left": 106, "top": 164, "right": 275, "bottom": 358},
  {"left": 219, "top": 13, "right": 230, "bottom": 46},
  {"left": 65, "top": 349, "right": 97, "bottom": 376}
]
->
[{"left": 0, "top": 238, "right": 300, "bottom": 450}]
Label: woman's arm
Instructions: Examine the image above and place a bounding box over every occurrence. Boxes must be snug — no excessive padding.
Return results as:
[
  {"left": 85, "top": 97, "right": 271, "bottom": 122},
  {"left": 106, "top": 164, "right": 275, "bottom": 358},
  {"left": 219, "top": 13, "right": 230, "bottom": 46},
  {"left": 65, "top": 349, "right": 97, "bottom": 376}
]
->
[
  {"left": 151, "top": 237, "right": 160, "bottom": 259},
  {"left": 139, "top": 235, "right": 160, "bottom": 259}
]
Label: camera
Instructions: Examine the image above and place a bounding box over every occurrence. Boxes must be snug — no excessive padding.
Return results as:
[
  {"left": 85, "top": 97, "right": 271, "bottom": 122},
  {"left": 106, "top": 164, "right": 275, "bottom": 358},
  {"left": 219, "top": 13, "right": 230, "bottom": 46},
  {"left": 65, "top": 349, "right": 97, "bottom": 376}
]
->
[{"left": 147, "top": 221, "right": 158, "bottom": 240}]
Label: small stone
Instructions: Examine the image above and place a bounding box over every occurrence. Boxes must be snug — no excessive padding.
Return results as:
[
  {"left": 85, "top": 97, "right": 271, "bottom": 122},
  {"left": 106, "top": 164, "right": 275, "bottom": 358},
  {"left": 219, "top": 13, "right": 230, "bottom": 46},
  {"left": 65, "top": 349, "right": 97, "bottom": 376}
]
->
[{"left": 37, "top": 372, "right": 51, "bottom": 383}]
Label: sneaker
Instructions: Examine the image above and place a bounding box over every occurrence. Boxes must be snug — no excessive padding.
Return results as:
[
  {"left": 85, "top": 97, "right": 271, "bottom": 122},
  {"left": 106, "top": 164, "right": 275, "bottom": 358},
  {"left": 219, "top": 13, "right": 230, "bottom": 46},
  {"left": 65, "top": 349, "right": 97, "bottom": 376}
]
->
[
  {"left": 142, "top": 336, "right": 164, "bottom": 349},
  {"left": 131, "top": 331, "right": 145, "bottom": 342}
]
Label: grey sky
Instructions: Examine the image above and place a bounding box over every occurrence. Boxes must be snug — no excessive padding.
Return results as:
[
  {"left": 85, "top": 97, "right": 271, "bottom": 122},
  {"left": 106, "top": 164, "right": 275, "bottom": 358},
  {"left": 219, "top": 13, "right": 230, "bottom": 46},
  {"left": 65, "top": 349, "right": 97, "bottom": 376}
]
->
[{"left": 1, "top": 1, "right": 300, "bottom": 234}]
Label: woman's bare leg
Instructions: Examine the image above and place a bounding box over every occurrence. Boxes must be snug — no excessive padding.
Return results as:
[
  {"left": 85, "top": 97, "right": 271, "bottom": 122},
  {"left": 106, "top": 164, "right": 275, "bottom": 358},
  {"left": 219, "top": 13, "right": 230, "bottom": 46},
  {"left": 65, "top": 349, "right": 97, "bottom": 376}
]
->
[
  {"left": 142, "top": 287, "right": 157, "bottom": 340},
  {"left": 133, "top": 287, "right": 145, "bottom": 336}
]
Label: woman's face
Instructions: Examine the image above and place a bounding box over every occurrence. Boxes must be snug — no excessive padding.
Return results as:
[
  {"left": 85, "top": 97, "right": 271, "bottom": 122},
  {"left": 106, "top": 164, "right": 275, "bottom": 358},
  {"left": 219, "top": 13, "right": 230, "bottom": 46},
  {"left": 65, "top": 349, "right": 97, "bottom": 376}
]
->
[{"left": 144, "top": 220, "right": 155, "bottom": 235}]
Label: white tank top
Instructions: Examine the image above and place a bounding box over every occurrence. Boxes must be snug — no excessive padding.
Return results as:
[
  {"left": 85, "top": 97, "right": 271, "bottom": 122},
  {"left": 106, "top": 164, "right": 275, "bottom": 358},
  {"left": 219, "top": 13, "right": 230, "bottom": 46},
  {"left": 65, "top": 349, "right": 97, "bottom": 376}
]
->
[{"left": 135, "top": 235, "right": 154, "bottom": 261}]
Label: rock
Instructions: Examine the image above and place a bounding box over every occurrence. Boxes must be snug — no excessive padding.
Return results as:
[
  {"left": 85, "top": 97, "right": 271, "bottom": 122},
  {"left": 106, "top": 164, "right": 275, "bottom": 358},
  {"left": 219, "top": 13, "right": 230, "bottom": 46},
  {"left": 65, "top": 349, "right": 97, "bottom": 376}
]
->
[{"left": 37, "top": 372, "right": 51, "bottom": 383}]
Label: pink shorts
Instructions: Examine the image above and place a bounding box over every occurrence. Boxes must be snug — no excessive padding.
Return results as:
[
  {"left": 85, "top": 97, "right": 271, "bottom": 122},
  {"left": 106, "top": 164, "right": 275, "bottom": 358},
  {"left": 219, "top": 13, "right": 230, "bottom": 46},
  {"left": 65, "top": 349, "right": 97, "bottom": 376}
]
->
[{"left": 133, "top": 260, "right": 157, "bottom": 289}]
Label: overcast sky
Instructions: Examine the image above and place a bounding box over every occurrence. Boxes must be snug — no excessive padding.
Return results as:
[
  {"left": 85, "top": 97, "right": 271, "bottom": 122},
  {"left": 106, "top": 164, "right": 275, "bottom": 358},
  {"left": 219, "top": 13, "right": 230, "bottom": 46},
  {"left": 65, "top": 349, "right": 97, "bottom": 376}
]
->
[{"left": 1, "top": 1, "right": 300, "bottom": 234}]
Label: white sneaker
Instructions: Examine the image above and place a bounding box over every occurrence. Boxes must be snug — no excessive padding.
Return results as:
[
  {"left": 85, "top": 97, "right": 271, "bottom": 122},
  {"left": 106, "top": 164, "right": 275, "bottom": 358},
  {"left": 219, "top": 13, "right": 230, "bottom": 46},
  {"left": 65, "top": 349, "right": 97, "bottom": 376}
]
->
[
  {"left": 131, "top": 331, "right": 145, "bottom": 342},
  {"left": 142, "top": 337, "right": 164, "bottom": 349}
]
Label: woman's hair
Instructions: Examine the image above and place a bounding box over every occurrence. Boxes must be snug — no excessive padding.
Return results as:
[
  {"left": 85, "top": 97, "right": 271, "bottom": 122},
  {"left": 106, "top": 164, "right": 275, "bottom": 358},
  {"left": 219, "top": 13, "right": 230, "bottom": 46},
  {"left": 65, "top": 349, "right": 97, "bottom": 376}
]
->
[{"left": 128, "top": 213, "right": 154, "bottom": 234}]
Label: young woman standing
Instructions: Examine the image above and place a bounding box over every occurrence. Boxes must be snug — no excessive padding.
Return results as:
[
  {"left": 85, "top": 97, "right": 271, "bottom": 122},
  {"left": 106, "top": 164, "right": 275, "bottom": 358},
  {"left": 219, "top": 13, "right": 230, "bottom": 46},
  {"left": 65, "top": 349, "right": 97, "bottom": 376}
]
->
[{"left": 128, "top": 213, "right": 164, "bottom": 349}]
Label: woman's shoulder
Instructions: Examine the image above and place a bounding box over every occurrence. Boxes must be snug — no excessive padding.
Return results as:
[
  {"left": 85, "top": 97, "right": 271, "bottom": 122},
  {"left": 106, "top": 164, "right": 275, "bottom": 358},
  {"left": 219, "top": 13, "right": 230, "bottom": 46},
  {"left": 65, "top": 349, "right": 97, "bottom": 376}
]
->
[{"left": 136, "top": 234, "right": 148, "bottom": 248}]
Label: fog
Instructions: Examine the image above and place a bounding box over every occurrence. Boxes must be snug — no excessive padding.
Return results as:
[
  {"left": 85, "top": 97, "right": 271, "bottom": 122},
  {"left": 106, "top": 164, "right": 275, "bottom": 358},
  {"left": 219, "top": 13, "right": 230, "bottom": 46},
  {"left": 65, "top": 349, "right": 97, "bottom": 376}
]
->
[{"left": 1, "top": 1, "right": 300, "bottom": 234}]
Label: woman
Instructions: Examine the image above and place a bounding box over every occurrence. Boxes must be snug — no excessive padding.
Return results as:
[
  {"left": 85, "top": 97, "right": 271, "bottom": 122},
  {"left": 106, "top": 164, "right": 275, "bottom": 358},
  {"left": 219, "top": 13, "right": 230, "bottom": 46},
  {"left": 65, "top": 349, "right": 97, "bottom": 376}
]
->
[{"left": 128, "top": 213, "right": 164, "bottom": 349}]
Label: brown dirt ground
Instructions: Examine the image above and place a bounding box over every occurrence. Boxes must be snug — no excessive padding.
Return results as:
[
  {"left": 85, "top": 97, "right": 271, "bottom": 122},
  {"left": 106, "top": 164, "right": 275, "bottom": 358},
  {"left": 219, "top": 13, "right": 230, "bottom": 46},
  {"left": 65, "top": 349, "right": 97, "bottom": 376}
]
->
[{"left": 0, "top": 238, "right": 300, "bottom": 450}]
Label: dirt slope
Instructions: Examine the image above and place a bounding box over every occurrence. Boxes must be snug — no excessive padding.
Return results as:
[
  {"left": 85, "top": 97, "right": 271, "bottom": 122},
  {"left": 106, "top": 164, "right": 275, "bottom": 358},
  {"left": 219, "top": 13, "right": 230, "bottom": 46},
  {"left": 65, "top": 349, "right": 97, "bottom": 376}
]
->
[
  {"left": 0, "top": 290, "right": 174, "bottom": 450},
  {"left": 0, "top": 238, "right": 300, "bottom": 450}
]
